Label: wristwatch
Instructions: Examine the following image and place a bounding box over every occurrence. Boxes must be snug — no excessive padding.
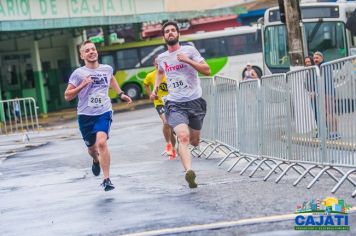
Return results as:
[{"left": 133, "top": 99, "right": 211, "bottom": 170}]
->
[{"left": 118, "top": 91, "right": 125, "bottom": 98}]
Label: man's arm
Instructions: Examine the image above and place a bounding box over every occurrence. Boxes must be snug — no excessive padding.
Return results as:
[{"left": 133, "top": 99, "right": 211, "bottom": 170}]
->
[
  {"left": 177, "top": 54, "right": 211, "bottom": 76},
  {"left": 144, "top": 84, "right": 154, "bottom": 101},
  {"left": 144, "top": 84, "right": 151, "bottom": 96},
  {"left": 110, "top": 75, "right": 123, "bottom": 94},
  {"left": 143, "top": 74, "right": 152, "bottom": 98},
  {"left": 64, "top": 76, "right": 92, "bottom": 101},
  {"left": 110, "top": 76, "right": 132, "bottom": 103},
  {"left": 150, "top": 70, "right": 164, "bottom": 100}
]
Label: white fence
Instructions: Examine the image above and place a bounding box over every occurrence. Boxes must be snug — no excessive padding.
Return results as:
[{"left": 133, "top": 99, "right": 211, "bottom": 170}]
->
[
  {"left": 199, "top": 56, "right": 356, "bottom": 197},
  {"left": 0, "top": 97, "right": 39, "bottom": 135}
]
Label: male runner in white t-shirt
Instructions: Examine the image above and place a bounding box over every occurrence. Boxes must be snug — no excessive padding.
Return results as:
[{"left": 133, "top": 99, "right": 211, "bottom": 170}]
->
[
  {"left": 64, "top": 40, "right": 132, "bottom": 191},
  {"left": 151, "top": 21, "right": 211, "bottom": 188}
]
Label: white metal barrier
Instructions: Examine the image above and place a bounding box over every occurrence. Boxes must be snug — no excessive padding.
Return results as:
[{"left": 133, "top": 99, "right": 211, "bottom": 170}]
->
[
  {"left": 286, "top": 66, "right": 323, "bottom": 164},
  {"left": 0, "top": 97, "right": 39, "bottom": 135},
  {"left": 199, "top": 56, "right": 356, "bottom": 197},
  {"left": 213, "top": 75, "right": 239, "bottom": 150},
  {"left": 320, "top": 57, "right": 356, "bottom": 166},
  {"left": 200, "top": 77, "right": 215, "bottom": 142},
  {"left": 238, "top": 80, "right": 261, "bottom": 156},
  {"left": 260, "top": 74, "right": 289, "bottom": 161}
]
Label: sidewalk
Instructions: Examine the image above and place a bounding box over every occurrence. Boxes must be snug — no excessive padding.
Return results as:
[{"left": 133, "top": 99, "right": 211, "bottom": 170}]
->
[{"left": 38, "top": 99, "right": 152, "bottom": 128}]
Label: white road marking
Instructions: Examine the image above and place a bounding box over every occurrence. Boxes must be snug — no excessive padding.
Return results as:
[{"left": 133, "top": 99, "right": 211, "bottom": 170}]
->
[{"left": 122, "top": 207, "right": 356, "bottom": 236}]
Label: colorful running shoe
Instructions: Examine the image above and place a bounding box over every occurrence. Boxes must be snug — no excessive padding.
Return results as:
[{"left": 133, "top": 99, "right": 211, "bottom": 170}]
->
[
  {"left": 169, "top": 149, "right": 177, "bottom": 160},
  {"left": 185, "top": 170, "right": 197, "bottom": 188},
  {"left": 165, "top": 143, "right": 173, "bottom": 156}
]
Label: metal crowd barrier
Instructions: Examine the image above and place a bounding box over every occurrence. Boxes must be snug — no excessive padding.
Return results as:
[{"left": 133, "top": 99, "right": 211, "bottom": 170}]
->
[
  {"left": 198, "top": 76, "right": 241, "bottom": 160},
  {"left": 198, "top": 55, "right": 356, "bottom": 197},
  {"left": 316, "top": 56, "right": 356, "bottom": 194},
  {"left": 213, "top": 76, "right": 239, "bottom": 149},
  {"left": 194, "top": 76, "right": 216, "bottom": 158},
  {"left": 260, "top": 73, "right": 289, "bottom": 162},
  {"left": 228, "top": 79, "right": 268, "bottom": 174},
  {"left": 200, "top": 77, "right": 215, "bottom": 142},
  {"left": 0, "top": 97, "right": 39, "bottom": 135},
  {"left": 254, "top": 73, "right": 292, "bottom": 179}
]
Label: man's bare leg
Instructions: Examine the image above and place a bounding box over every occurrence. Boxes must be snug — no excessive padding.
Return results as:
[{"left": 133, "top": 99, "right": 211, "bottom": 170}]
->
[
  {"left": 171, "top": 131, "right": 177, "bottom": 150},
  {"left": 88, "top": 144, "right": 100, "bottom": 176},
  {"left": 160, "top": 114, "right": 176, "bottom": 157},
  {"left": 95, "top": 131, "right": 115, "bottom": 191},
  {"left": 88, "top": 146, "right": 99, "bottom": 161},
  {"left": 189, "top": 128, "right": 201, "bottom": 147},
  {"left": 174, "top": 124, "right": 191, "bottom": 170},
  {"left": 96, "top": 131, "right": 110, "bottom": 179},
  {"left": 174, "top": 124, "right": 197, "bottom": 188}
]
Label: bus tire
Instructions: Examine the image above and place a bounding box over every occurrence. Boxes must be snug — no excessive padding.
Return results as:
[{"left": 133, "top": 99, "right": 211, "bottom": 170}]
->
[
  {"left": 253, "top": 66, "right": 263, "bottom": 78},
  {"left": 123, "top": 83, "right": 141, "bottom": 100}
]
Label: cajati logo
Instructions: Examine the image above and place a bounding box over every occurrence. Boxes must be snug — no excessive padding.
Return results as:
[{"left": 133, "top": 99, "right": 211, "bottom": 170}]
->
[
  {"left": 164, "top": 62, "right": 185, "bottom": 72},
  {"left": 294, "top": 197, "right": 352, "bottom": 231}
]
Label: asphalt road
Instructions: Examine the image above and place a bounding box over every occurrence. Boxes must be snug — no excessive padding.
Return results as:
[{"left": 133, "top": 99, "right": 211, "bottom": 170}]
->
[{"left": 0, "top": 107, "right": 355, "bottom": 236}]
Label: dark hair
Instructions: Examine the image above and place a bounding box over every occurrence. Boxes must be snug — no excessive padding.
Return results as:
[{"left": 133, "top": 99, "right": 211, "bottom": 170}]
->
[
  {"left": 304, "top": 56, "right": 315, "bottom": 66},
  {"left": 161, "top": 21, "right": 180, "bottom": 35}
]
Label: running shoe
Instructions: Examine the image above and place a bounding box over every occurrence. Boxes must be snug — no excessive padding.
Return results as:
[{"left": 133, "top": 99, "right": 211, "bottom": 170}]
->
[
  {"left": 185, "top": 170, "right": 197, "bottom": 188},
  {"left": 101, "top": 178, "right": 115, "bottom": 191},
  {"left": 169, "top": 149, "right": 177, "bottom": 160},
  {"left": 165, "top": 143, "right": 173, "bottom": 156},
  {"left": 92, "top": 160, "right": 100, "bottom": 176}
]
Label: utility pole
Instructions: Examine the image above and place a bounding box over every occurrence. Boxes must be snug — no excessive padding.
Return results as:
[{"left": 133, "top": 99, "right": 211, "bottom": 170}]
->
[{"left": 283, "top": 0, "right": 304, "bottom": 67}]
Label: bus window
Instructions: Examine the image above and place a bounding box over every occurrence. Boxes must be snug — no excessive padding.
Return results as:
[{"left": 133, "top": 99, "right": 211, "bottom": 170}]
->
[
  {"left": 226, "top": 33, "right": 262, "bottom": 56},
  {"left": 264, "top": 25, "right": 290, "bottom": 69},
  {"left": 116, "top": 49, "right": 140, "bottom": 70},
  {"left": 139, "top": 45, "right": 166, "bottom": 67},
  {"left": 305, "top": 22, "right": 347, "bottom": 61},
  {"left": 194, "top": 38, "right": 226, "bottom": 59},
  {"left": 101, "top": 54, "right": 115, "bottom": 69}
]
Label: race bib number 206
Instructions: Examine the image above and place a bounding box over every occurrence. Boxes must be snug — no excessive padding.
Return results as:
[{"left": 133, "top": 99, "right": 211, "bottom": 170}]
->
[{"left": 88, "top": 92, "right": 105, "bottom": 107}]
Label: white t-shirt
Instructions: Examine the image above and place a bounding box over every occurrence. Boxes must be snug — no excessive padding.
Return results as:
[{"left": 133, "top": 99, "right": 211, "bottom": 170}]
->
[
  {"left": 157, "top": 45, "right": 205, "bottom": 102},
  {"left": 68, "top": 64, "right": 113, "bottom": 115}
]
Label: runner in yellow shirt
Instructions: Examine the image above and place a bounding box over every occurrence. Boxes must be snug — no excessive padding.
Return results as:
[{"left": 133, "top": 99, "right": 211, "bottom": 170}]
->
[{"left": 144, "top": 57, "right": 176, "bottom": 159}]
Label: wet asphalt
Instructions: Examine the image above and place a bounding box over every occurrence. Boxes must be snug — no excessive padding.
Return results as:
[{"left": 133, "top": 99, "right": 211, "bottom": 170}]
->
[{"left": 0, "top": 107, "right": 355, "bottom": 236}]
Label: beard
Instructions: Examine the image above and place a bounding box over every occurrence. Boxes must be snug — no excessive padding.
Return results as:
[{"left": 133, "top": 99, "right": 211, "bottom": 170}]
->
[{"left": 165, "top": 35, "right": 179, "bottom": 46}]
